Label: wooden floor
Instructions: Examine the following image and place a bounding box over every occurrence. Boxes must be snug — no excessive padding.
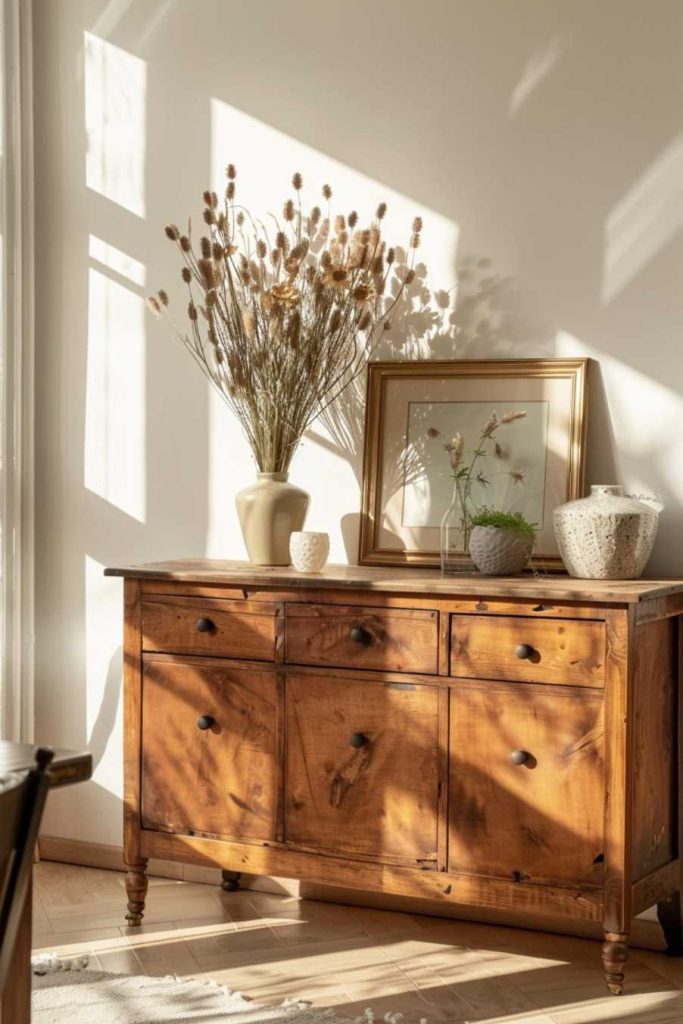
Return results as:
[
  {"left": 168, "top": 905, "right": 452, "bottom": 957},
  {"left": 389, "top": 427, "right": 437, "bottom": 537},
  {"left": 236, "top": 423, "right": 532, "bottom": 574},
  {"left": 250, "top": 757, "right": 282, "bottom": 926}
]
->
[{"left": 32, "top": 862, "right": 683, "bottom": 1024}]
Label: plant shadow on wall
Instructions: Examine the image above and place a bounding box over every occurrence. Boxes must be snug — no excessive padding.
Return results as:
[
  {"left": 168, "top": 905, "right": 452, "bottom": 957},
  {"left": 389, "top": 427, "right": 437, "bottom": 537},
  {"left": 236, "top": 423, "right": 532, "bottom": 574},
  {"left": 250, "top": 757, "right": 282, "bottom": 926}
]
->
[{"left": 310, "top": 255, "right": 560, "bottom": 560}]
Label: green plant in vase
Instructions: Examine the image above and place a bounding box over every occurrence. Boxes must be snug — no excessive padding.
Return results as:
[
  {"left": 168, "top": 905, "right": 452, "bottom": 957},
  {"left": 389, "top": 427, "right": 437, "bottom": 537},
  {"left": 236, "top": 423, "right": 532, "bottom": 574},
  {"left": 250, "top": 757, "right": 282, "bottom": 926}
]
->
[{"left": 469, "top": 507, "right": 536, "bottom": 575}]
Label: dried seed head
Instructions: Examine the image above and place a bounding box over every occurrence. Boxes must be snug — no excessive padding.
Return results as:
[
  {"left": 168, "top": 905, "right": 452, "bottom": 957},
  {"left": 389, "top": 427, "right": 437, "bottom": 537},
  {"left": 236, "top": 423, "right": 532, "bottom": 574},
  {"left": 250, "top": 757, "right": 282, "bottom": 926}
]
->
[
  {"left": 348, "top": 210, "right": 358, "bottom": 228},
  {"left": 405, "top": 268, "right": 415, "bottom": 284},
  {"left": 180, "top": 235, "right": 191, "bottom": 252},
  {"left": 376, "top": 202, "right": 387, "bottom": 220},
  {"left": 199, "top": 258, "right": 215, "bottom": 288},
  {"left": 412, "top": 216, "right": 423, "bottom": 233},
  {"left": 203, "top": 208, "right": 215, "bottom": 225},
  {"left": 181, "top": 267, "right": 192, "bottom": 283},
  {"left": 256, "top": 239, "right": 267, "bottom": 259},
  {"left": 212, "top": 241, "right": 223, "bottom": 260},
  {"left": 386, "top": 247, "right": 395, "bottom": 265},
  {"left": 226, "top": 181, "right": 235, "bottom": 201},
  {"left": 270, "top": 248, "right": 281, "bottom": 267},
  {"left": 320, "top": 251, "right": 332, "bottom": 269},
  {"left": 292, "top": 172, "right": 303, "bottom": 191},
  {"left": 226, "top": 163, "right": 237, "bottom": 180},
  {"left": 276, "top": 230, "right": 289, "bottom": 254},
  {"left": 188, "top": 301, "right": 198, "bottom": 321},
  {"left": 500, "top": 410, "right": 527, "bottom": 424},
  {"left": 203, "top": 190, "right": 212, "bottom": 207},
  {"left": 236, "top": 211, "right": 245, "bottom": 226},
  {"left": 322, "top": 184, "right": 332, "bottom": 200},
  {"left": 200, "top": 237, "right": 212, "bottom": 258},
  {"left": 310, "top": 205, "right": 321, "bottom": 226},
  {"left": 165, "top": 224, "right": 180, "bottom": 241},
  {"left": 410, "top": 233, "right": 420, "bottom": 249},
  {"left": 335, "top": 214, "right": 346, "bottom": 233},
  {"left": 372, "top": 253, "right": 384, "bottom": 275},
  {"left": 283, "top": 198, "right": 296, "bottom": 221},
  {"left": 158, "top": 289, "right": 169, "bottom": 306},
  {"left": 147, "top": 295, "right": 161, "bottom": 315}
]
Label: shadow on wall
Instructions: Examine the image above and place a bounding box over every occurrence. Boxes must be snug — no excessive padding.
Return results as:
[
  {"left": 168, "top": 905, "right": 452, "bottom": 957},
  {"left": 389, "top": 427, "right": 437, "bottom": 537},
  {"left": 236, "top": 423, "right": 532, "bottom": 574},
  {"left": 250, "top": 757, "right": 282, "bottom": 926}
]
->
[{"left": 32, "top": 0, "right": 683, "bottom": 844}]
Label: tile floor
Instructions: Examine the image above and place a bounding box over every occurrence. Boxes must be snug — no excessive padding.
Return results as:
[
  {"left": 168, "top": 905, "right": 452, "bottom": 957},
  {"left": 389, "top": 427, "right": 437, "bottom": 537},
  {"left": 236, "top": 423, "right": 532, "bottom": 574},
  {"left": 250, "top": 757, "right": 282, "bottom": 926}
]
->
[{"left": 32, "top": 862, "right": 683, "bottom": 1023}]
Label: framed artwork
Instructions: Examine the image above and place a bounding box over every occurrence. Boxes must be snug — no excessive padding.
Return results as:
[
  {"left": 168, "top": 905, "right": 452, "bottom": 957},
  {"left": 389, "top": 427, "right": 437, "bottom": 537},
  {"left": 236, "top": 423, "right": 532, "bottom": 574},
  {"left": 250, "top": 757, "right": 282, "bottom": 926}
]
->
[{"left": 358, "top": 359, "right": 589, "bottom": 570}]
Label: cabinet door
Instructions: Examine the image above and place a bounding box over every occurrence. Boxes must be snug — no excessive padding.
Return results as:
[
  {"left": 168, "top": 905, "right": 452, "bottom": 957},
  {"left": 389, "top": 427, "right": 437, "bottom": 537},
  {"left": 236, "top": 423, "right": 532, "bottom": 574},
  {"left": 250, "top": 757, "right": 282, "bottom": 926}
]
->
[
  {"left": 449, "top": 683, "right": 604, "bottom": 887},
  {"left": 142, "top": 657, "right": 278, "bottom": 841},
  {"left": 286, "top": 673, "right": 440, "bottom": 865}
]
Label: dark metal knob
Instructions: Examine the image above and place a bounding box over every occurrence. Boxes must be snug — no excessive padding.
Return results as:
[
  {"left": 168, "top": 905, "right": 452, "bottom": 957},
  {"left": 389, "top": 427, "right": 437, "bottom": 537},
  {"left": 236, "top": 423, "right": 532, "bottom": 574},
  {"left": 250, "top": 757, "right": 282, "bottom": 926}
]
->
[
  {"left": 196, "top": 715, "right": 215, "bottom": 731},
  {"left": 350, "top": 626, "right": 371, "bottom": 645},
  {"left": 515, "top": 643, "right": 535, "bottom": 660},
  {"left": 196, "top": 618, "right": 214, "bottom": 633},
  {"left": 510, "top": 749, "right": 530, "bottom": 766},
  {"left": 350, "top": 732, "right": 369, "bottom": 748}
]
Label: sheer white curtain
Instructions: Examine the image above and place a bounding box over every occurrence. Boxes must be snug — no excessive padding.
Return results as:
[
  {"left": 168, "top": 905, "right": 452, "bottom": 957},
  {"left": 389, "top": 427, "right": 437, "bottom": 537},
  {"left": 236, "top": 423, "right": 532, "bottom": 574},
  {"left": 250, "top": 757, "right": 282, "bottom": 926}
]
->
[{"left": 0, "top": 0, "right": 34, "bottom": 741}]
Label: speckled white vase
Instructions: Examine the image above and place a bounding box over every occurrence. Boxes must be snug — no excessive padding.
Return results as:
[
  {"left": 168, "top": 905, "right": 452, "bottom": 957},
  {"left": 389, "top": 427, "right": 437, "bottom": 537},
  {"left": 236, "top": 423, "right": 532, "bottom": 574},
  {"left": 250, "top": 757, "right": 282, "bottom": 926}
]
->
[
  {"left": 553, "top": 485, "right": 659, "bottom": 580},
  {"left": 469, "top": 526, "right": 533, "bottom": 575},
  {"left": 290, "top": 531, "right": 330, "bottom": 573}
]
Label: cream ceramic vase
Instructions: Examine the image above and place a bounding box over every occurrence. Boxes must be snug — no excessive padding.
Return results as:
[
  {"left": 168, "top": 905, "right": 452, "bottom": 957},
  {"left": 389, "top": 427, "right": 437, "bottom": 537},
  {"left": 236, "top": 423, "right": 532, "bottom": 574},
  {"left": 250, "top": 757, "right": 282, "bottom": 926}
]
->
[
  {"left": 235, "top": 472, "right": 309, "bottom": 566},
  {"left": 553, "top": 484, "right": 659, "bottom": 580}
]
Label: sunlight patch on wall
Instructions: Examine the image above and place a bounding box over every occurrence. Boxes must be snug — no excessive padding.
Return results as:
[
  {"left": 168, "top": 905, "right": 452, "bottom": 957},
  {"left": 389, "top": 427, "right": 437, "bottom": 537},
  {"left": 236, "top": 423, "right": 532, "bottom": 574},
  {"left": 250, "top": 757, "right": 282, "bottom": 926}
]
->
[
  {"left": 509, "top": 36, "right": 567, "bottom": 116},
  {"left": 84, "top": 555, "right": 124, "bottom": 797},
  {"left": 602, "top": 134, "right": 683, "bottom": 305},
  {"left": 84, "top": 262, "right": 146, "bottom": 521},
  {"left": 84, "top": 31, "right": 146, "bottom": 217},
  {"left": 556, "top": 331, "right": 683, "bottom": 502},
  {"left": 209, "top": 97, "right": 459, "bottom": 293},
  {"left": 89, "top": 234, "right": 146, "bottom": 286}
]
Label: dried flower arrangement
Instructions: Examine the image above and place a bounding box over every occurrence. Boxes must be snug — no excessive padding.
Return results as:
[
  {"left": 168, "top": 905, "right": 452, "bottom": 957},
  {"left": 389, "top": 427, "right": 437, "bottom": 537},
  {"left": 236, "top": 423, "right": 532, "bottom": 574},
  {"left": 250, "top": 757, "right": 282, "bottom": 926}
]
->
[{"left": 148, "top": 166, "right": 424, "bottom": 473}]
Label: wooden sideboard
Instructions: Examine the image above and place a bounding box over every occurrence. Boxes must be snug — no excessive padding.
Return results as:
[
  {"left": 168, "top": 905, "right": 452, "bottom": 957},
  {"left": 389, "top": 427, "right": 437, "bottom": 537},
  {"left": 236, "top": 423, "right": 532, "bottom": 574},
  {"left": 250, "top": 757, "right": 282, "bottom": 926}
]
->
[{"left": 105, "top": 559, "right": 683, "bottom": 995}]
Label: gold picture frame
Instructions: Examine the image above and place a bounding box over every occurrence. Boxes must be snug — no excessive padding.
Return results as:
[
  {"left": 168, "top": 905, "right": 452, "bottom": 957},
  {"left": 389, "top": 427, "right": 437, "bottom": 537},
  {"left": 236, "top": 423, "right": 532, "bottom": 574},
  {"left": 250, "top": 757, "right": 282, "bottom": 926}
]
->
[{"left": 358, "top": 358, "right": 589, "bottom": 570}]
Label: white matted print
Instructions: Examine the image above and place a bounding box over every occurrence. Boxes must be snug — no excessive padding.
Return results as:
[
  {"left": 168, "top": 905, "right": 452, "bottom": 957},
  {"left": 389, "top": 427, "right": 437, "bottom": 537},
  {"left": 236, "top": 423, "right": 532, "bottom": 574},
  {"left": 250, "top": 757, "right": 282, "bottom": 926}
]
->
[{"left": 359, "top": 360, "right": 588, "bottom": 569}]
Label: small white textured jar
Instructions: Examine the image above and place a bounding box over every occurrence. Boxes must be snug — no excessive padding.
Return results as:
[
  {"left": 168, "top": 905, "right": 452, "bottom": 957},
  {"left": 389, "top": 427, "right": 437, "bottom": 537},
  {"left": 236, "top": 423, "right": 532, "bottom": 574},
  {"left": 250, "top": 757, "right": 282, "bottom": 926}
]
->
[{"left": 290, "top": 531, "right": 330, "bottom": 573}]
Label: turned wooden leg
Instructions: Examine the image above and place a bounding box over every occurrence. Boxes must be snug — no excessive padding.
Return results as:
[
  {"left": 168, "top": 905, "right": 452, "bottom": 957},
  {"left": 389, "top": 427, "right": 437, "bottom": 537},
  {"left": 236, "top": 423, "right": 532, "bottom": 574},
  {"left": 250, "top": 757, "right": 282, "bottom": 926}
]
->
[
  {"left": 125, "top": 859, "right": 149, "bottom": 925},
  {"left": 221, "top": 869, "right": 242, "bottom": 892},
  {"left": 602, "top": 931, "right": 629, "bottom": 994},
  {"left": 657, "top": 892, "right": 683, "bottom": 956}
]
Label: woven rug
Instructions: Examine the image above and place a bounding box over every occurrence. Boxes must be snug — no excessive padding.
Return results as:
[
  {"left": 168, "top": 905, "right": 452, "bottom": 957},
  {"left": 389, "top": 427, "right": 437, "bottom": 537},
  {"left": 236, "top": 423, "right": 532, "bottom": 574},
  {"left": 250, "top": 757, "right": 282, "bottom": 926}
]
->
[{"left": 33, "top": 967, "right": 418, "bottom": 1024}]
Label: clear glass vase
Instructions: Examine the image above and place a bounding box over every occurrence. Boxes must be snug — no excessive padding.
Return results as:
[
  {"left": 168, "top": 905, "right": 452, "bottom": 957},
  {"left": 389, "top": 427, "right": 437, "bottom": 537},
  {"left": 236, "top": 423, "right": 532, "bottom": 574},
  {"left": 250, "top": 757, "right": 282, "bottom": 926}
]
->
[{"left": 440, "top": 482, "right": 473, "bottom": 575}]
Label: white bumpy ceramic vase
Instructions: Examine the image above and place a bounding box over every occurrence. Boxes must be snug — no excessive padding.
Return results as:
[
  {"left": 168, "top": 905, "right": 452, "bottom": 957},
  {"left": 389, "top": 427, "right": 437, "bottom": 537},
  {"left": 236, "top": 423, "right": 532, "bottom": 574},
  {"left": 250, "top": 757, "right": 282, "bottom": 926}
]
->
[
  {"left": 290, "top": 531, "right": 330, "bottom": 573},
  {"left": 235, "top": 473, "right": 309, "bottom": 566},
  {"left": 469, "top": 526, "right": 533, "bottom": 576},
  {"left": 553, "top": 484, "right": 660, "bottom": 580}
]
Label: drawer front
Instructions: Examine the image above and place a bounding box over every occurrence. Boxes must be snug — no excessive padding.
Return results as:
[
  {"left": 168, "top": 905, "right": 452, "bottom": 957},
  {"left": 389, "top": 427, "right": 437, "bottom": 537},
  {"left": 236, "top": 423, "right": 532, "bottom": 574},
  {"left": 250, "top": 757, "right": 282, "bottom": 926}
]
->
[
  {"left": 141, "top": 657, "right": 278, "bottom": 840},
  {"left": 285, "top": 603, "right": 438, "bottom": 674},
  {"left": 285, "top": 673, "right": 440, "bottom": 864},
  {"left": 449, "top": 682, "right": 604, "bottom": 887},
  {"left": 142, "top": 595, "right": 278, "bottom": 661},
  {"left": 450, "top": 614, "right": 605, "bottom": 687}
]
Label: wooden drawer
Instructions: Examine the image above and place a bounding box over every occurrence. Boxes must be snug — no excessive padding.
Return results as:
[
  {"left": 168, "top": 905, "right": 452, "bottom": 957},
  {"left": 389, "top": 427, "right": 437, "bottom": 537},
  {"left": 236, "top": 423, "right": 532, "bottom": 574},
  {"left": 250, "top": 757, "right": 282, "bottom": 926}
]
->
[
  {"left": 141, "top": 595, "right": 279, "bottom": 661},
  {"left": 449, "top": 682, "right": 604, "bottom": 887},
  {"left": 450, "top": 614, "right": 605, "bottom": 687},
  {"left": 141, "top": 656, "right": 278, "bottom": 840},
  {"left": 285, "top": 603, "right": 438, "bottom": 674},
  {"left": 285, "top": 672, "right": 440, "bottom": 864}
]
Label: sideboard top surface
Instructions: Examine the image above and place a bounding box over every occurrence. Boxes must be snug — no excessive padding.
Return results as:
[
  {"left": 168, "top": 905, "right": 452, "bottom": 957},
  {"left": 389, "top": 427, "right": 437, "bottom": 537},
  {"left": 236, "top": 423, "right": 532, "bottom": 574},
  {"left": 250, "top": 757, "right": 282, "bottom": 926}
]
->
[{"left": 104, "top": 559, "right": 683, "bottom": 604}]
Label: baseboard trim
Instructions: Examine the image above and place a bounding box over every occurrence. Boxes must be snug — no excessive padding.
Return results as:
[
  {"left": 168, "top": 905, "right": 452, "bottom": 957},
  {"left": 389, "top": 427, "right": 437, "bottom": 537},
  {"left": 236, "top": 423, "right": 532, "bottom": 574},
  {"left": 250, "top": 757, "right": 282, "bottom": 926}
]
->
[{"left": 37, "top": 835, "right": 300, "bottom": 894}]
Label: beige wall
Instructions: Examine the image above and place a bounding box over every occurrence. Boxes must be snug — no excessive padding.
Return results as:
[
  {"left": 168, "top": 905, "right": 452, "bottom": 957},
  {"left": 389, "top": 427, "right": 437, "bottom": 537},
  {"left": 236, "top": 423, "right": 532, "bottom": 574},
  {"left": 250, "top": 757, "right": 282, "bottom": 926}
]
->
[{"left": 33, "top": 0, "right": 683, "bottom": 845}]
